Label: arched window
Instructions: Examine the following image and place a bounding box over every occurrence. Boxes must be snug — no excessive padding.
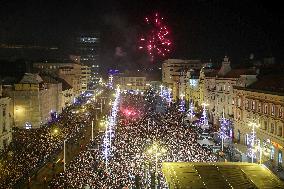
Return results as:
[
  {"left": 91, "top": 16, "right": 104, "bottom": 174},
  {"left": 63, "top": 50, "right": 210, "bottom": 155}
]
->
[
  {"left": 271, "top": 123, "right": 275, "bottom": 134},
  {"left": 278, "top": 125, "right": 283, "bottom": 137}
]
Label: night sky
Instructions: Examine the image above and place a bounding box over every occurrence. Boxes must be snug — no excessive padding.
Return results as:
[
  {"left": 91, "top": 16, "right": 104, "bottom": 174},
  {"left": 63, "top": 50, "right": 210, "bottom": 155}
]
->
[{"left": 0, "top": 0, "right": 283, "bottom": 67}]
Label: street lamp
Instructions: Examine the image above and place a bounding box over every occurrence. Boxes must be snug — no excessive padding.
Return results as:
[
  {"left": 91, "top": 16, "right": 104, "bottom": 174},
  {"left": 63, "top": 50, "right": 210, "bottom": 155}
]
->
[
  {"left": 147, "top": 143, "right": 166, "bottom": 189},
  {"left": 248, "top": 120, "right": 260, "bottom": 163},
  {"left": 63, "top": 139, "right": 66, "bottom": 171},
  {"left": 91, "top": 120, "right": 94, "bottom": 141}
]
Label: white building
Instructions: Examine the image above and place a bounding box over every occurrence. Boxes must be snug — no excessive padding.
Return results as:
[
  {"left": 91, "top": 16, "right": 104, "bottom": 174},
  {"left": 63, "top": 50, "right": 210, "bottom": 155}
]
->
[
  {"left": 203, "top": 57, "right": 258, "bottom": 125},
  {"left": 81, "top": 65, "right": 91, "bottom": 92},
  {"left": 162, "top": 59, "right": 203, "bottom": 101}
]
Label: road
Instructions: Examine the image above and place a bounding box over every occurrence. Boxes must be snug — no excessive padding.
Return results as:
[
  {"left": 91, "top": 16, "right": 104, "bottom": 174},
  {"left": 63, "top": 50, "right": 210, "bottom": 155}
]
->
[{"left": 17, "top": 94, "right": 110, "bottom": 189}]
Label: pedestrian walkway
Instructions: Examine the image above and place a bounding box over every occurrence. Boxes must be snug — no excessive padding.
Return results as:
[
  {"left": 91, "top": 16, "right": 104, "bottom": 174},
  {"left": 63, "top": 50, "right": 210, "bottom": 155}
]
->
[{"left": 231, "top": 142, "right": 284, "bottom": 181}]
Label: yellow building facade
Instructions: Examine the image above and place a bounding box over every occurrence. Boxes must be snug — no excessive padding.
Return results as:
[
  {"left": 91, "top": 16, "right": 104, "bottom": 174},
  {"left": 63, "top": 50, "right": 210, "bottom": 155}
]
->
[{"left": 234, "top": 77, "right": 284, "bottom": 167}]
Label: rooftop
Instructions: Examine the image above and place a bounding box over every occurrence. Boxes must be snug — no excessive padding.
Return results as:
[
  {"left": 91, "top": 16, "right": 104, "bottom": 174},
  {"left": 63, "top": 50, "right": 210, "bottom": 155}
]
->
[
  {"left": 162, "top": 162, "right": 284, "bottom": 189},
  {"left": 19, "top": 73, "right": 43, "bottom": 84},
  {"left": 246, "top": 74, "right": 284, "bottom": 94},
  {"left": 221, "top": 69, "right": 257, "bottom": 78}
]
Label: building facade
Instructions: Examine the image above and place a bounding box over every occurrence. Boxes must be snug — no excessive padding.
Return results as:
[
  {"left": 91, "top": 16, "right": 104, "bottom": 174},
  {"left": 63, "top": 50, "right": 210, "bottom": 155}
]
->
[
  {"left": 162, "top": 59, "right": 203, "bottom": 101},
  {"left": 81, "top": 65, "right": 91, "bottom": 92},
  {"left": 9, "top": 73, "right": 62, "bottom": 128},
  {"left": 116, "top": 74, "right": 149, "bottom": 92},
  {"left": 33, "top": 62, "right": 82, "bottom": 98},
  {"left": 0, "top": 85, "right": 13, "bottom": 150},
  {"left": 203, "top": 57, "right": 257, "bottom": 125},
  {"left": 233, "top": 75, "right": 284, "bottom": 167}
]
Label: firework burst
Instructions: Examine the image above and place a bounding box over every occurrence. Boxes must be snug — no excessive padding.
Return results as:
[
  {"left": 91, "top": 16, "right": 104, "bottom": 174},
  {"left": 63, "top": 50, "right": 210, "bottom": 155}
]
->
[{"left": 139, "top": 13, "right": 172, "bottom": 61}]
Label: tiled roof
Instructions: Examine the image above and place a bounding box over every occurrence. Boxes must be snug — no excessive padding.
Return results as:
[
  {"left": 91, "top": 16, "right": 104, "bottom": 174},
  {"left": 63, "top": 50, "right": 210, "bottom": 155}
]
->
[
  {"left": 40, "top": 73, "right": 72, "bottom": 90},
  {"left": 247, "top": 75, "right": 284, "bottom": 93},
  {"left": 222, "top": 69, "right": 257, "bottom": 78},
  {"left": 204, "top": 70, "right": 218, "bottom": 77},
  {"left": 205, "top": 68, "right": 256, "bottom": 78},
  {"left": 19, "top": 73, "right": 43, "bottom": 84}
]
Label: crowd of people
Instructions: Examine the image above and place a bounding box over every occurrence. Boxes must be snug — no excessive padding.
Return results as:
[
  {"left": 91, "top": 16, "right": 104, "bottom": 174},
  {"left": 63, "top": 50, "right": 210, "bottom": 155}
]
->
[
  {"left": 49, "top": 90, "right": 217, "bottom": 188},
  {"left": 0, "top": 93, "right": 104, "bottom": 189}
]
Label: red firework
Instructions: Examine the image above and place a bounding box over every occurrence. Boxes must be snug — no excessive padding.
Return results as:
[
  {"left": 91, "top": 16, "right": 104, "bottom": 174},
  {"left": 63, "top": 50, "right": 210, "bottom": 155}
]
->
[{"left": 139, "top": 13, "right": 172, "bottom": 61}]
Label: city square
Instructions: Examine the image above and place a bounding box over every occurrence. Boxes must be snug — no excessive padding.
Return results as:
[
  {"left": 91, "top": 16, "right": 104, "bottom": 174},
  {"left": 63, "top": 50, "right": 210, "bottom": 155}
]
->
[{"left": 0, "top": 1, "right": 284, "bottom": 188}]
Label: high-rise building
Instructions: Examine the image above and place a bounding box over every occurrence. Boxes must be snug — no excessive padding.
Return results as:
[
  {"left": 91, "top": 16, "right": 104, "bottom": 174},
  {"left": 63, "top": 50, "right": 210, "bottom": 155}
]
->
[{"left": 77, "top": 32, "right": 101, "bottom": 86}]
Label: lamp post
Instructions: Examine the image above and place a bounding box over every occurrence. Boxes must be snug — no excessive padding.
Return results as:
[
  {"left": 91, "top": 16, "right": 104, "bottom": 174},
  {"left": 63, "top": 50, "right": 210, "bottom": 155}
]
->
[
  {"left": 147, "top": 143, "right": 166, "bottom": 189},
  {"left": 91, "top": 120, "right": 94, "bottom": 142},
  {"left": 248, "top": 121, "right": 260, "bottom": 163},
  {"left": 63, "top": 139, "right": 66, "bottom": 172}
]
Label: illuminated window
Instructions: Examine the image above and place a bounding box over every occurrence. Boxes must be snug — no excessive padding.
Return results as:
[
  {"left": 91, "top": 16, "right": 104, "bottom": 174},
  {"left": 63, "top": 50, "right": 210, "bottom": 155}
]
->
[
  {"left": 264, "top": 104, "right": 268, "bottom": 114},
  {"left": 237, "top": 98, "right": 241, "bottom": 107},
  {"left": 252, "top": 100, "right": 255, "bottom": 110},
  {"left": 278, "top": 151, "right": 283, "bottom": 165},
  {"left": 271, "top": 105, "right": 275, "bottom": 116},
  {"left": 271, "top": 146, "right": 275, "bottom": 160}
]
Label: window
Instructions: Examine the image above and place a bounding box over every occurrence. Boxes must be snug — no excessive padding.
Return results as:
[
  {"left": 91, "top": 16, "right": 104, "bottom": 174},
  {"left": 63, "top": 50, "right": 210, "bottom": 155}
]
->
[
  {"left": 258, "top": 103, "right": 262, "bottom": 113},
  {"left": 271, "top": 123, "right": 275, "bottom": 134},
  {"left": 264, "top": 104, "right": 268, "bottom": 114},
  {"left": 271, "top": 146, "right": 275, "bottom": 160},
  {"left": 245, "top": 100, "right": 249, "bottom": 109},
  {"left": 223, "top": 84, "right": 226, "bottom": 91},
  {"left": 278, "top": 125, "right": 283, "bottom": 137},
  {"left": 271, "top": 105, "right": 275, "bottom": 116},
  {"left": 280, "top": 107, "right": 283, "bottom": 118},
  {"left": 3, "top": 107, "right": 6, "bottom": 117},
  {"left": 228, "top": 85, "right": 230, "bottom": 91},
  {"left": 252, "top": 100, "right": 255, "bottom": 110},
  {"left": 264, "top": 121, "right": 268, "bottom": 131},
  {"left": 278, "top": 151, "right": 283, "bottom": 166},
  {"left": 238, "top": 98, "right": 241, "bottom": 107}
]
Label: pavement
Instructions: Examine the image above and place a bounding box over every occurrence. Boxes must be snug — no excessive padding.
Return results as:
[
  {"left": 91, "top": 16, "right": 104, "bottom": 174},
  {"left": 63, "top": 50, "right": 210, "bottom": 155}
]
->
[{"left": 226, "top": 142, "right": 284, "bottom": 181}]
